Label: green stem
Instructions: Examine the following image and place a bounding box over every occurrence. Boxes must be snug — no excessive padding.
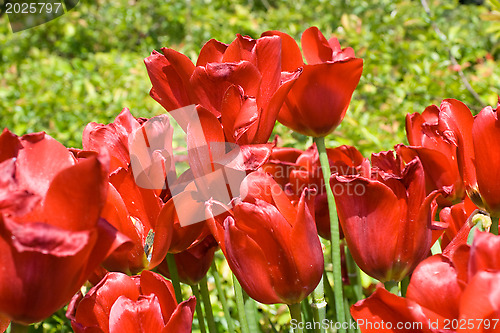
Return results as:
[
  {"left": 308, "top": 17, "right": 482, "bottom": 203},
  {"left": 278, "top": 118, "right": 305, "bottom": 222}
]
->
[
  {"left": 10, "top": 323, "right": 29, "bottom": 333},
  {"left": 314, "top": 136, "right": 346, "bottom": 332},
  {"left": 301, "top": 297, "right": 314, "bottom": 330},
  {"left": 165, "top": 254, "right": 182, "bottom": 303},
  {"left": 289, "top": 303, "right": 303, "bottom": 333},
  {"left": 400, "top": 276, "right": 410, "bottom": 298},
  {"left": 491, "top": 216, "right": 499, "bottom": 235},
  {"left": 210, "top": 262, "right": 235, "bottom": 333},
  {"left": 311, "top": 275, "right": 326, "bottom": 333},
  {"left": 191, "top": 284, "right": 207, "bottom": 333},
  {"left": 243, "top": 295, "right": 260, "bottom": 332},
  {"left": 322, "top": 269, "right": 336, "bottom": 319},
  {"left": 384, "top": 280, "right": 399, "bottom": 295},
  {"left": 199, "top": 277, "right": 217, "bottom": 333},
  {"left": 233, "top": 275, "right": 250, "bottom": 333},
  {"left": 345, "top": 246, "right": 363, "bottom": 302}
]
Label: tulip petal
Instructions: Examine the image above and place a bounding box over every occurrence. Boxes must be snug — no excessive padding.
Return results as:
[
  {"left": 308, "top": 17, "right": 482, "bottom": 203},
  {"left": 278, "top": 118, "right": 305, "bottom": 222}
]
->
[
  {"left": 109, "top": 295, "right": 165, "bottom": 333},
  {"left": 224, "top": 213, "right": 283, "bottom": 304},
  {"left": 0, "top": 217, "right": 96, "bottom": 324},
  {"left": 301, "top": 26, "right": 333, "bottom": 65},
  {"left": 110, "top": 168, "right": 162, "bottom": 231},
  {"left": 16, "top": 132, "right": 75, "bottom": 197},
  {"left": 139, "top": 270, "right": 178, "bottom": 323},
  {"left": 278, "top": 60, "right": 363, "bottom": 137},
  {"left": 332, "top": 175, "right": 406, "bottom": 282},
  {"left": 0, "top": 128, "right": 22, "bottom": 163},
  {"left": 351, "top": 286, "right": 419, "bottom": 333},
  {"left": 406, "top": 255, "right": 462, "bottom": 320},
  {"left": 197, "top": 39, "right": 228, "bottom": 66},
  {"left": 82, "top": 108, "right": 140, "bottom": 172},
  {"left": 438, "top": 99, "right": 475, "bottom": 190},
  {"left": 190, "top": 61, "right": 261, "bottom": 116},
  {"left": 73, "top": 272, "right": 140, "bottom": 331},
  {"left": 261, "top": 30, "right": 303, "bottom": 71},
  {"left": 145, "top": 49, "right": 195, "bottom": 111},
  {"left": 42, "top": 155, "right": 108, "bottom": 231},
  {"left": 472, "top": 106, "right": 500, "bottom": 215},
  {"left": 469, "top": 231, "right": 500, "bottom": 276},
  {"left": 459, "top": 271, "right": 500, "bottom": 331},
  {"left": 0, "top": 158, "right": 40, "bottom": 216},
  {"left": 163, "top": 296, "right": 196, "bottom": 333}
]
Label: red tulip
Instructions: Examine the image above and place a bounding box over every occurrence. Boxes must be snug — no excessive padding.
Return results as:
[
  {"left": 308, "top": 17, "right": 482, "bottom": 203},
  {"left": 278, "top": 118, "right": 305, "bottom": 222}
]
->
[
  {"left": 352, "top": 231, "right": 500, "bottom": 332},
  {"left": 67, "top": 270, "right": 196, "bottom": 333},
  {"left": 82, "top": 110, "right": 177, "bottom": 271},
  {"left": 0, "top": 130, "right": 130, "bottom": 324},
  {"left": 206, "top": 171, "right": 324, "bottom": 304},
  {"left": 471, "top": 102, "right": 500, "bottom": 216},
  {"left": 263, "top": 26, "right": 363, "bottom": 137},
  {"left": 331, "top": 151, "right": 444, "bottom": 282},
  {"left": 145, "top": 34, "right": 298, "bottom": 144},
  {"left": 403, "top": 101, "right": 469, "bottom": 203},
  {"left": 421, "top": 98, "right": 500, "bottom": 218},
  {"left": 263, "top": 144, "right": 365, "bottom": 239}
]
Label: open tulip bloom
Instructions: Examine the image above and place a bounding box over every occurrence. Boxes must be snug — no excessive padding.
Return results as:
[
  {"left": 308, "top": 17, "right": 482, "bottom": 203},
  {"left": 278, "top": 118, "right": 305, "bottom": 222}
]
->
[{"left": 3, "top": 24, "right": 500, "bottom": 333}]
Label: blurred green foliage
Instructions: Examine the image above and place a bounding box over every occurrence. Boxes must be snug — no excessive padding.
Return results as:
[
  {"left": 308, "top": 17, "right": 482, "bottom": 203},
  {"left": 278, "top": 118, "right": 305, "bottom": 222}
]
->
[{"left": 1, "top": 0, "right": 499, "bottom": 332}]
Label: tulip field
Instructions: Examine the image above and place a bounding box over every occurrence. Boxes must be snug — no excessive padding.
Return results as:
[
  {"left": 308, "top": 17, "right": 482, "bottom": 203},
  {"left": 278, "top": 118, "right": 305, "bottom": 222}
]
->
[{"left": 1, "top": 0, "right": 500, "bottom": 332}]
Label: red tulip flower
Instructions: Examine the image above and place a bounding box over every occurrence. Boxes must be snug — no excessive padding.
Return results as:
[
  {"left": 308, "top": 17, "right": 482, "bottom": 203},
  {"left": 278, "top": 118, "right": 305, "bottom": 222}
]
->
[
  {"left": 470, "top": 101, "right": 500, "bottom": 216},
  {"left": 83, "top": 109, "right": 177, "bottom": 271},
  {"left": 401, "top": 101, "right": 467, "bottom": 203},
  {"left": 0, "top": 129, "right": 130, "bottom": 324},
  {"left": 145, "top": 34, "right": 298, "bottom": 144},
  {"left": 206, "top": 171, "right": 324, "bottom": 304},
  {"left": 331, "top": 151, "right": 444, "bottom": 282},
  {"left": 420, "top": 99, "right": 500, "bottom": 217},
  {"left": 352, "top": 231, "right": 500, "bottom": 332},
  {"left": 263, "top": 144, "right": 365, "bottom": 239},
  {"left": 263, "top": 26, "right": 363, "bottom": 137},
  {"left": 67, "top": 270, "right": 196, "bottom": 333}
]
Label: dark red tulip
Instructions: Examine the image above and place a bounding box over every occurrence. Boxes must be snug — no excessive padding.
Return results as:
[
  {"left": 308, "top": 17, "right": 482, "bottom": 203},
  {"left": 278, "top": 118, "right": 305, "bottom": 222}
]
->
[
  {"left": 332, "top": 152, "right": 444, "bottom": 282},
  {"left": 403, "top": 102, "right": 469, "bottom": 203},
  {"left": 67, "top": 270, "right": 196, "bottom": 333},
  {"left": 471, "top": 102, "right": 500, "bottom": 216},
  {"left": 157, "top": 235, "right": 218, "bottom": 285},
  {"left": 0, "top": 130, "right": 130, "bottom": 324},
  {"left": 264, "top": 144, "right": 364, "bottom": 239},
  {"left": 82, "top": 111, "right": 178, "bottom": 271},
  {"left": 352, "top": 231, "right": 500, "bottom": 332},
  {"left": 263, "top": 26, "right": 363, "bottom": 137},
  {"left": 206, "top": 171, "right": 324, "bottom": 305},
  {"left": 145, "top": 34, "right": 298, "bottom": 145}
]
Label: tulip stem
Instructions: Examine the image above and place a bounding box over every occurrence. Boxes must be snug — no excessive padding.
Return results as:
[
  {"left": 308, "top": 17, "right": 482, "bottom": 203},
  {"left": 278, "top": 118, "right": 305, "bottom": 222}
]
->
[
  {"left": 314, "top": 136, "right": 346, "bottom": 332},
  {"left": 311, "top": 274, "right": 326, "bottom": 332},
  {"left": 191, "top": 284, "right": 207, "bottom": 333},
  {"left": 400, "top": 276, "right": 410, "bottom": 297},
  {"left": 345, "top": 246, "right": 363, "bottom": 302},
  {"left": 289, "top": 303, "right": 303, "bottom": 333},
  {"left": 199, "top": 276, "right": 217, "bottom": 333},
  {"left": 10, "top": 323, "right": 29, "bottom": 333},
  {"left": 211, "top": 262, "right": 235, "bottom": 333},
  {"left": 491, "top": 217, "right": 499, "bottom": 235},
  {"left": 165, "top": 254, "right": 183, "bottom": 303},
  {"left": 244, "top": 295, "right": 260, "bottom": 332},
  {"left": 384, "top": 280, "right": 399, "bottom": 295},
  {"left": 233, "top": 275, "right": 250, "bottom": 333}
]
